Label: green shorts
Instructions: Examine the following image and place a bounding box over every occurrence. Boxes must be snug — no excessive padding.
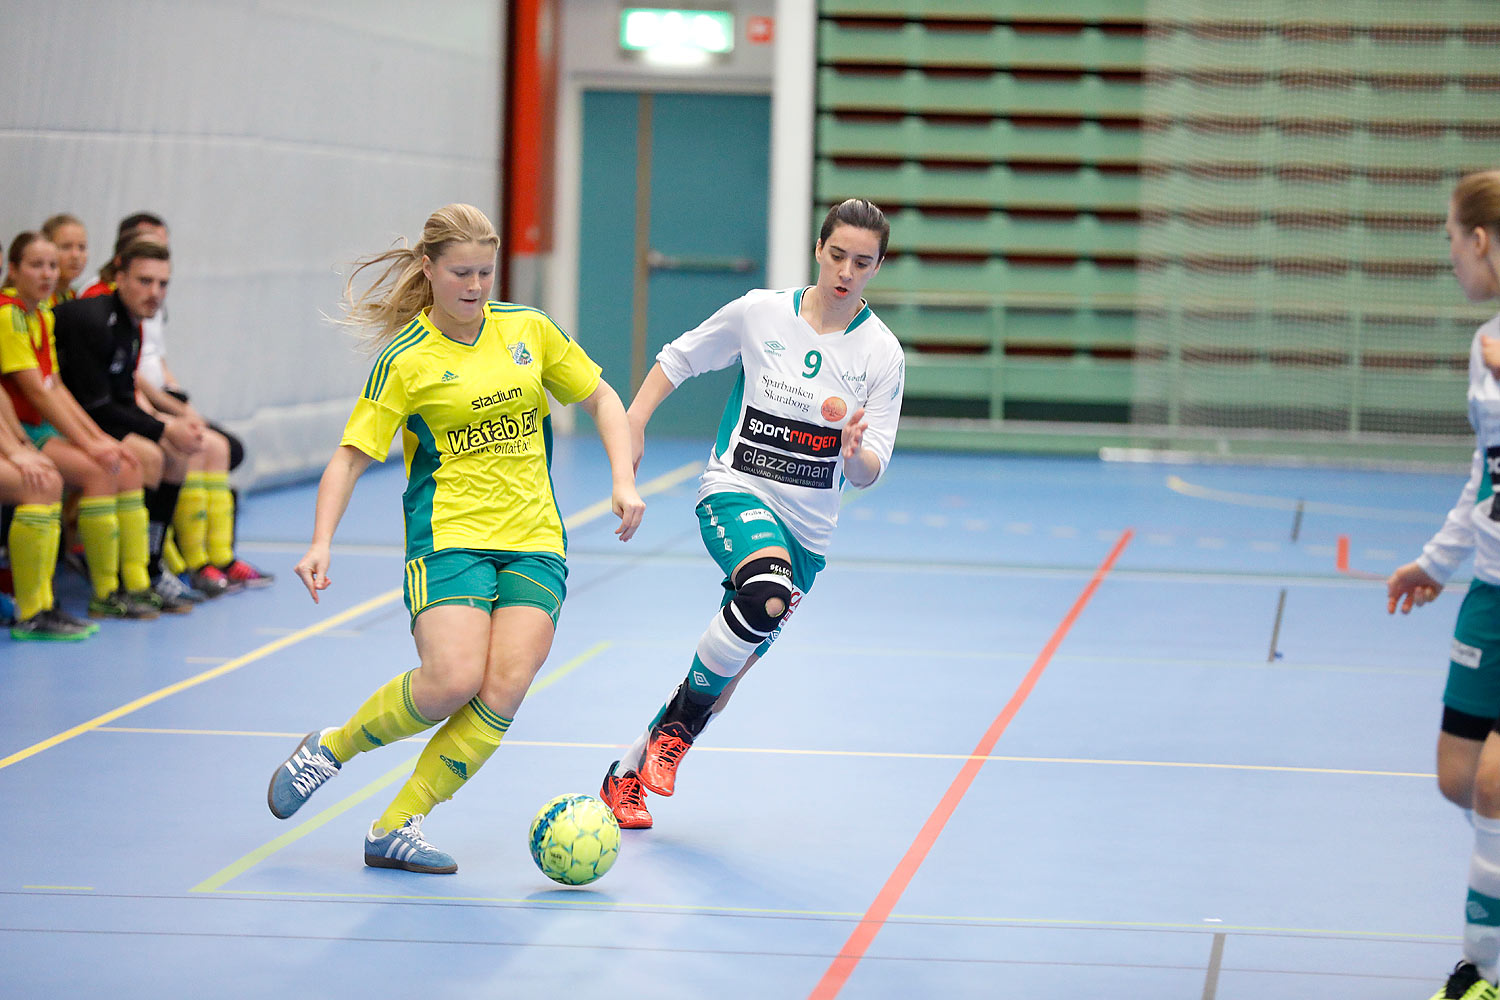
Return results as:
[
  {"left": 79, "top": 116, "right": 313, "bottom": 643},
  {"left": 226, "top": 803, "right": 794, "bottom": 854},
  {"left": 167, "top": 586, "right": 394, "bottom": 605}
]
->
[
  {"left": 404, "top": 548, "right": 567, "bottom": 630},
  {"left": 696, "top": 492, "right": 826, "bottom": 655},
  {"left": 23, "top": 421, "right": 61, "bottom": 449},
  {"left": 1443, "top": 579, "right": 1500, "bottom": 720}
]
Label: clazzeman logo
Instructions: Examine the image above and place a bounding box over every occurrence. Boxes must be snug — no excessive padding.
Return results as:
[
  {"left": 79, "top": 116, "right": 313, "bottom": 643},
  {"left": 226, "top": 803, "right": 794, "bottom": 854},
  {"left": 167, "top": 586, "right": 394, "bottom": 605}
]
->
[
  {"left": 732, "top": 442, "right": 835, "bottom": 489},
  {"left": 447, "top": 407, "right": 538, "bottom": 455}
]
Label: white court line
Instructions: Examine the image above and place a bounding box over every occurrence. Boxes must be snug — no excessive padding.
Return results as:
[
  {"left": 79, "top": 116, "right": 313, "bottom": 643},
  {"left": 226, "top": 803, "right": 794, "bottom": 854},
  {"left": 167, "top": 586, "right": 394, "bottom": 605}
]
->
[
  {"left": 1166, "top": 475, "right": 1442, "bottom": 523},
  {"left": 93, "top": 727, "right": 1432, "bottom": 779}
]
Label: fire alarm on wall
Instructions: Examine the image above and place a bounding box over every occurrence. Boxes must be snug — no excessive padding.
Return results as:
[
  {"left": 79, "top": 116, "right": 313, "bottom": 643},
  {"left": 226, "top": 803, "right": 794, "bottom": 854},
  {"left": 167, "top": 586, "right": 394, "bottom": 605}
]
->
[{"left": 747, "top": 15, "right": 773, "bottom": 44}]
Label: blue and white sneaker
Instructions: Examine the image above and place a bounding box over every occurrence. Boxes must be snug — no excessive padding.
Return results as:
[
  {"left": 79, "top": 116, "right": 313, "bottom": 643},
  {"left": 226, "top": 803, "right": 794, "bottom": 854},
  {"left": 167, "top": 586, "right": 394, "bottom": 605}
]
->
[
  {"left": 364, "top": 814, "right": 457, "bottom": 874},
  {"left": 266, "top": 729, "right": 340, "bottom": 819}
]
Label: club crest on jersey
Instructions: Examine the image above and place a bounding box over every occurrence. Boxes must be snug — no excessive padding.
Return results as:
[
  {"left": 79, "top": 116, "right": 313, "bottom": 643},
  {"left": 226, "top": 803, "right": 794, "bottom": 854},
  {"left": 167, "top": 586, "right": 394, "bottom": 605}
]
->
[
  {"left": 508, "top": 341, "right": 534, "bottom": 366},
  {"left": 821, "top": 396, "right": 847, "bottom": 422}
]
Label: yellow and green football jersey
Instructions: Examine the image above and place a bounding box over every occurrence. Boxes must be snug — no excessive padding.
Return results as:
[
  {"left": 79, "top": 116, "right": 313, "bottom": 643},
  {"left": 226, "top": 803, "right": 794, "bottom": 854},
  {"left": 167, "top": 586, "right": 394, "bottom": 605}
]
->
[
  {"left": 0, "top": 288, "right": 58, "bottom": 426},
  {"left": 341, "top": 302, "right": 601, "bottom": 560}
]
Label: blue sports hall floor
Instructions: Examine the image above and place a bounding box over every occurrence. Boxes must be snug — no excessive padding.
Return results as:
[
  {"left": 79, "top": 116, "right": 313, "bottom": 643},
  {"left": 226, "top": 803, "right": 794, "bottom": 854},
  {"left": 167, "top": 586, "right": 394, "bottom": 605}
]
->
[{"left": 0, "top": 433, "right": 1480, "bottom": 998}]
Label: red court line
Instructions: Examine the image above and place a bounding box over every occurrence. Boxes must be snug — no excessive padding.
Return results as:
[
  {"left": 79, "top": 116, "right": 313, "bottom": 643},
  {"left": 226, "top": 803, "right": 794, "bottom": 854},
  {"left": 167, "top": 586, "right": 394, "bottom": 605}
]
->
[
  {"left": 808, "top": 529, "right": 1135, "bottom": 999},
  {"left": 1335, "top": 532, "right": 1384, "bottom": 581}
]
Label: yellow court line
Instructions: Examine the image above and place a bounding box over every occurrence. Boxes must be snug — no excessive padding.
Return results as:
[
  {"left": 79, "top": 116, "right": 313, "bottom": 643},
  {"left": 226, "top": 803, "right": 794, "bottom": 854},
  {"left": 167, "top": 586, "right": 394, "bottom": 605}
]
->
[
  {"left": 89, "top": 726, "right": 1431, "bottom": 780},
  {"left": 199, "top": 886, "right": 866, "bottom": 918},
  {"left": 0, "top": 590, "right": 398, "bottom": 772},
  {"left": 191, "top": 754, "right": 419, "bottom": 894},
  {"left": 190, "top": 641, "right": 612, "bottom": 893},
  {"left": 184, "top": 886, "right": 1458, "bottom": 942},
  {"left": 0, "top": 462, "right": 699, "bottom": 775}
]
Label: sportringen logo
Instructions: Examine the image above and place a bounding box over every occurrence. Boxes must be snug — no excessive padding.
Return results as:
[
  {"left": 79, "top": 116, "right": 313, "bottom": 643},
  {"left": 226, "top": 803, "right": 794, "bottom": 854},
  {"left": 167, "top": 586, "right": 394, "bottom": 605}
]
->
[{"left": 739, "top": 405, "right": 841, "bottom": 458}]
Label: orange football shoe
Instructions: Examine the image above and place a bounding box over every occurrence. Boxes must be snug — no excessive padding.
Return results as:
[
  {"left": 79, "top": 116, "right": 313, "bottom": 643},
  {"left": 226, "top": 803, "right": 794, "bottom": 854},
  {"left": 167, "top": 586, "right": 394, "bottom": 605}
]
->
[
  {"left": 638, "top": 721, "right": 693, "bottom": 796},
  {"left": 600, "top": 761, "right": 653, "bottom": 829}
]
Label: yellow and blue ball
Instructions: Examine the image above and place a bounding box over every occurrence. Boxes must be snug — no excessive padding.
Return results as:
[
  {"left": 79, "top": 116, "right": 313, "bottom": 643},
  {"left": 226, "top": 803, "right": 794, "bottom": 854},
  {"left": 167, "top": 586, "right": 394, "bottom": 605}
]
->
[{"left": 528, "top": 793, "right": 621, "bottom": 886}]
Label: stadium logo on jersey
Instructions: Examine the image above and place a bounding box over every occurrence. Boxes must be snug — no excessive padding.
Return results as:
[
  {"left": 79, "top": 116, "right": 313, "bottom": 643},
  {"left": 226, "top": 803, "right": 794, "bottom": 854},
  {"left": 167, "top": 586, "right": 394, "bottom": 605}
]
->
[
  {"left": 732, "top": 442, "right": 836, "bottom": 489},
  {"left": 740, "top": 405, "right": 841, "bottom": 458},
  {"left": 508, "top": 341, "right": 534, "bottom": 366},
  {"left": 760, "top": 374, "right": 814, "bottom": 414},
  {"left": 471, "top": 385, "right": 524, "bottom": 410},
  {"left": 441, "top": 370, "right": 459, "bottom": 382},
  {"left": 763, "top": 340, "right": 786, "bottom": 355}
]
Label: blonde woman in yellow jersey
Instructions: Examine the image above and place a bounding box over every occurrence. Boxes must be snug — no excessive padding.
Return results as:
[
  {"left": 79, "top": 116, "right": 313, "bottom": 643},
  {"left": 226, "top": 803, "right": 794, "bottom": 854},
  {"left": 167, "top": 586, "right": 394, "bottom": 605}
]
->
[{"left": 269, "top": 204, "right": 645, "bottom": 874}]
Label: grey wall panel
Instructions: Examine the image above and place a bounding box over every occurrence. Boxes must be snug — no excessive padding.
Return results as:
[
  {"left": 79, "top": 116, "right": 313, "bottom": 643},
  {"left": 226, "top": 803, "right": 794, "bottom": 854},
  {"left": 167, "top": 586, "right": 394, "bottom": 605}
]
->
[{"left": 1, "top": 0, "right": 502, "bottom": 488}]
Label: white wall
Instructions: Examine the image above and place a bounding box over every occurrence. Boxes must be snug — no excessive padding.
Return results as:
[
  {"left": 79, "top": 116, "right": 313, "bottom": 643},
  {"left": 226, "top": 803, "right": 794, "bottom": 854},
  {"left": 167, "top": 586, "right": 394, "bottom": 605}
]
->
[{"left": 1, "top": 0, "right": 502, "bottom": 488}]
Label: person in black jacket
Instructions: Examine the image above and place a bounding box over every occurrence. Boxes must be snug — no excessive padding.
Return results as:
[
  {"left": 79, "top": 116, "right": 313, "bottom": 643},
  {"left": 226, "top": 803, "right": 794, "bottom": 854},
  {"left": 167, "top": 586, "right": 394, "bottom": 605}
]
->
[{"left": 53, "top": 238, "right": 202, "bottom": 612}]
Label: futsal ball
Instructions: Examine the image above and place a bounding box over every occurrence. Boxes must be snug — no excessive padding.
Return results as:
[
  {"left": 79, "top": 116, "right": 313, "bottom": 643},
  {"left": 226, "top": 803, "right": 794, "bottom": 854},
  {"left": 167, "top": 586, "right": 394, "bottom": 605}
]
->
[{"left": 528, "top": 793, "right": 620, "bottom": 886}]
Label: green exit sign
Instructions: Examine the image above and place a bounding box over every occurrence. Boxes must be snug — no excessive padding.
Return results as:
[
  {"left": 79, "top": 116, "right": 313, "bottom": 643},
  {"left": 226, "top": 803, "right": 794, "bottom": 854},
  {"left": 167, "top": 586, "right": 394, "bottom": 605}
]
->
[{"left": 620, "top": 9, "right": 734, "bottom": 54}]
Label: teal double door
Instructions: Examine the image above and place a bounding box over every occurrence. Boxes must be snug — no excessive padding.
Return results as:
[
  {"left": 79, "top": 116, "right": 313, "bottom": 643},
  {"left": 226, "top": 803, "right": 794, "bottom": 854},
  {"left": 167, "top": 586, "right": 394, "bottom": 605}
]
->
[{"left": 577, "top": 90, "right": 771, "bottom": 436}]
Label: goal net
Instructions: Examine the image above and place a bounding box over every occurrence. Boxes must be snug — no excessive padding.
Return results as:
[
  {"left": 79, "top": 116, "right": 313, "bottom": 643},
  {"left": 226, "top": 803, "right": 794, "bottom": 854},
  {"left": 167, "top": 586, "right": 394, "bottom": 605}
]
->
[{"left": 1130, "top": 0, "right": 1500, "bottom": 452}]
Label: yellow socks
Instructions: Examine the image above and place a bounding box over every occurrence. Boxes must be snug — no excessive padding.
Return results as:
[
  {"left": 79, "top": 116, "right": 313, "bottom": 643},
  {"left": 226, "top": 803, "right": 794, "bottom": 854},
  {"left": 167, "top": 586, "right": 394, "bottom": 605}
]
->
[
  {"left": 375, "top": 697, "right": 510, "bottom": 834},
  {"left": 115, "top": 489, "right": 150, "bottom": 593},
  {"left": 174, "top": 471, "right": 209, "bottom": 570},
  {"left": 205, "top": 471, "right": 235, "bottom": 567},
  {"left": 322, "top": 670, "right": 439, "bottom": 763},
  {"left": 77, "top": 495, "right": 120, "bottom": 600},
  {"left": 9, "top": 502, "right": 60, "bottom": 621},
  {"left": 163, "top": 531, "right": 187, "bottom": 576}
]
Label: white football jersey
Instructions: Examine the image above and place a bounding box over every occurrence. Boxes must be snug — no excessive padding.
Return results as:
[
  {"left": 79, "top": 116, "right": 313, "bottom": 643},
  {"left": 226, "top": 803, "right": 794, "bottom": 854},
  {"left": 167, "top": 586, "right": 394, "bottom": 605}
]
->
[
  {"left": 657, "top": 287, "right": 905, "bottom": 554},
  {"left": 1419, "top": 312, "right": 1500, "bottom": 586}
]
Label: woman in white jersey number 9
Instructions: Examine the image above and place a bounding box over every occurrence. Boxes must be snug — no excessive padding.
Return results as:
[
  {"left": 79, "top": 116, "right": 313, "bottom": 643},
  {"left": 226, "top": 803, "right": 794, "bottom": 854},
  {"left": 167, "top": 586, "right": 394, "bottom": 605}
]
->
[
  {"left": 1387, "top": 171, "right": 1500, "bottom": 1000},
  {"left": 599, "top": 198, "right": 906, "bottom": 829}
]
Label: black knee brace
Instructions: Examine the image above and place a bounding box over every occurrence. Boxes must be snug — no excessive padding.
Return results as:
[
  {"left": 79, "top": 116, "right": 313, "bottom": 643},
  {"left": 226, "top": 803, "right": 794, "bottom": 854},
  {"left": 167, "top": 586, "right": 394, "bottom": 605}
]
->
[{"left": 721, "top": 556, "right": 793, "bottom": 641}]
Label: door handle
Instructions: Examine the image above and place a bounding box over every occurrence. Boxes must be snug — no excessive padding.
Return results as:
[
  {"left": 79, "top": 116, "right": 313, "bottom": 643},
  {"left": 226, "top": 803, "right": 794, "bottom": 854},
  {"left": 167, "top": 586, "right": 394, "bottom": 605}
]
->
[{"left": 646, "top": 249, "right": 758, "bottom": 273}]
